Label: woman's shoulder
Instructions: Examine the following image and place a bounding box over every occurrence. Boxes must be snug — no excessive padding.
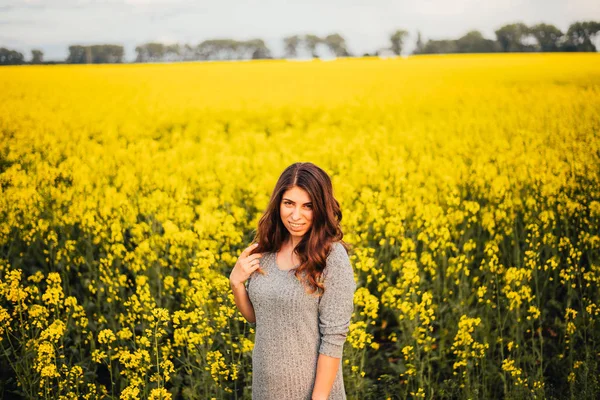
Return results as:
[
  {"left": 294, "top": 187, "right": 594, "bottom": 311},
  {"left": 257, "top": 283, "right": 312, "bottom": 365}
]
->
[
  {"left": 327, "top": 241, "right": 349, "bottom": 259},
  {"left": 323, "top": 241, "right": 355, "bottom": 285},
  {"left": 324, "top": 241, "right": 351, "bottom": 273}
]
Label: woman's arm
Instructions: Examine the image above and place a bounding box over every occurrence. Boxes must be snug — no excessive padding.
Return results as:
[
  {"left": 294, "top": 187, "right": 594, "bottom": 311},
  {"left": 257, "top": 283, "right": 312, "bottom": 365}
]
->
[
  {"left": 229, "top": 243, "right": 262, "bottom": 324},
  {"left": 230, "top": 280, "right": 256, "bottom": 323},
  {"left": 313, "top": 242, "right": 357, "bottom": 399},
  {"left": 312, "top": 353, "right": 340, "bottom": 400}
]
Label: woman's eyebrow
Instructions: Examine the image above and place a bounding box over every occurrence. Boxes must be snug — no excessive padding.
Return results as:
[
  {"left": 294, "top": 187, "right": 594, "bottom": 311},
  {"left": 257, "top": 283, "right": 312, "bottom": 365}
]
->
[{"left": 283, "top": 198, "right": 312, "bottom": 205}]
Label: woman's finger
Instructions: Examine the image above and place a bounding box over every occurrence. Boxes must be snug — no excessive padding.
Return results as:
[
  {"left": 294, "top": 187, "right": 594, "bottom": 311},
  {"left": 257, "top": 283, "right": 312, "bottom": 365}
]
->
[
  {"left": 249, "top": 263, "right": 261, "bottom": 273},
  {"left": 245, "top": 258, "right": 260, "bottom": 268},
  {"left": 245, "top": 253, "right": 262, "bottom": 262},
  {"left": 240, "top": 243, "right": 259, "bottom": 258}
]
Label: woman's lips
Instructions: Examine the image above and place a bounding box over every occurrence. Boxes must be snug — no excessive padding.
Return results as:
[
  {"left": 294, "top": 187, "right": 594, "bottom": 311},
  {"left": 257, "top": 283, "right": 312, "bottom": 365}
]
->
[{"left": 289, "top": 221, "right": 305, "bottom": 230}]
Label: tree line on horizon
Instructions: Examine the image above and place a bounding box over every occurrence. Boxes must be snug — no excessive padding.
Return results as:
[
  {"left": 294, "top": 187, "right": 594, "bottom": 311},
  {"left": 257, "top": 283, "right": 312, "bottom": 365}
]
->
[{"left": 1, "top": 20, "right": 599, "bottom": 65}]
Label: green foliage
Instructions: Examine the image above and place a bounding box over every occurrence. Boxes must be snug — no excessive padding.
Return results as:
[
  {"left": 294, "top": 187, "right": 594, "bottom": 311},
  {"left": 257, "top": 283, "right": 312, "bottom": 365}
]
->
[
  {"left": 283, "top": 35, "right": 301, "bottom": 58},
  {"left": 67, "top": 45, "right": 124, "bottom": 64},
  {"left": 390, "top": 30, "right": 409, "bottom": 56},
  {"left": 495, "top": 23, "right": 533, "bottom": 52},
  {"left": 529, "top": 24, "right": 563, "bottom": 52},
  {"left": 563, "top": 21, "right": 600, "bottom": 52},
  {"left": 0, "top": 48, "right": 25, "bottom": 65},
  {"left": 31, "top": 50, "right": 44, "bottom": 64},
  {"left": 324, "top": 33, "right": 351, "bottom": 57}
]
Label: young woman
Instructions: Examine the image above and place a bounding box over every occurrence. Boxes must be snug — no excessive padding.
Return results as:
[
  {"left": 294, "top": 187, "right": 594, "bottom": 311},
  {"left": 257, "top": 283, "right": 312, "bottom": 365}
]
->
[{"left": 229, "top": 162, "right": 356, "bottom": 400}]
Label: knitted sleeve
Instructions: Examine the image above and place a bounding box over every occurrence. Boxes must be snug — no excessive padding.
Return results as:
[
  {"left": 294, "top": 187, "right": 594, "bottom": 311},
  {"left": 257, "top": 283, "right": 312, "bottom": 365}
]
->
[
  {"left": 317, "top": 242, "right": 357, "bottom": 358},
  {"left": 245, "top": 271, "right": 256, "bottom": 327}
]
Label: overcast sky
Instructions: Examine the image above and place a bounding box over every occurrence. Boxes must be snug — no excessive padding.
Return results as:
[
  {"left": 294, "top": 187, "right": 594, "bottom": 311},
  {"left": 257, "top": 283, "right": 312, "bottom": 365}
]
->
[{"left": 1, "top": 0, "right": 599, "bottom": 61}]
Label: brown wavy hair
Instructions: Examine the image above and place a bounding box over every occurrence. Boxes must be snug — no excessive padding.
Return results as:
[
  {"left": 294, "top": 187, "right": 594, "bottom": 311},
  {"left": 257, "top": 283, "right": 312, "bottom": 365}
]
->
[{"left": 251, "top": 162, "right": 347, "bottom": 295}]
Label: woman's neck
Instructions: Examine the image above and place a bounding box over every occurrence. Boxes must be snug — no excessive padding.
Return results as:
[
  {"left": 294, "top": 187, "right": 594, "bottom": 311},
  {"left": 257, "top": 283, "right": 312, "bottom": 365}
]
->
[{"left": 288, "top": 236, "right": 302, "bottom": 249}]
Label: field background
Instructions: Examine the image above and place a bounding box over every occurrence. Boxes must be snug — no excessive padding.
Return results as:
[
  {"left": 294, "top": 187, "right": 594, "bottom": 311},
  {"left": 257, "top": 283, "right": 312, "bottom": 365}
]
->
[{"left": 1, "top": 53, "right": 599, "bottom": 399}]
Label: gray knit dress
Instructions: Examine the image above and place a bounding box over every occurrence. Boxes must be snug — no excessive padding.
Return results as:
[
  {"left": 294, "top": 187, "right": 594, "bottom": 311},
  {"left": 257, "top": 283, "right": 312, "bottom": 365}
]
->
[{"left": 246, "top": 241, "right": 356, "bottom": 400}]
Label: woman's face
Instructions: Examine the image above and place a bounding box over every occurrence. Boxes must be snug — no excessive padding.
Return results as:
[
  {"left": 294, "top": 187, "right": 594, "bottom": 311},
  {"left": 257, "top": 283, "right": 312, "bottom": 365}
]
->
[{"left": 280, "top": 186, "right": 313, "bottom": 239}]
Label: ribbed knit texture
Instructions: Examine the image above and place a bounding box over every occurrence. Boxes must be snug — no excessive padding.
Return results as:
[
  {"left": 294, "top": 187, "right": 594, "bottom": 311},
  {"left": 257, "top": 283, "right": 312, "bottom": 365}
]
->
[{"left": 246, "top": 241, "right": 356, "bottom": 400}]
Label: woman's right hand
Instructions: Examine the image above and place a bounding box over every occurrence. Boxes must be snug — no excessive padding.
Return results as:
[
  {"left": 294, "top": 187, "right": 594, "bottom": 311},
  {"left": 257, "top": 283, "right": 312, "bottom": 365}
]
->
[{"left": 229, "top": 243, "right": 262, "bottom": 288}]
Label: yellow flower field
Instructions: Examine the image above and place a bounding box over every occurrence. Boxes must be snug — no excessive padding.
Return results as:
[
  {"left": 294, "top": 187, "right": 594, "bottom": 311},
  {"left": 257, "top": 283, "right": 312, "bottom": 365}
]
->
[{"left": 1, "top": 53, "right": 599, "bottom": 399}]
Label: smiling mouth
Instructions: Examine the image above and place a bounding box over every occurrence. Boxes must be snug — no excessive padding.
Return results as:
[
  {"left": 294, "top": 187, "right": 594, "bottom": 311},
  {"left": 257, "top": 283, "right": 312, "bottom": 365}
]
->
[{"left": 289, "top": 222, "right": 304, "bottom": 228}]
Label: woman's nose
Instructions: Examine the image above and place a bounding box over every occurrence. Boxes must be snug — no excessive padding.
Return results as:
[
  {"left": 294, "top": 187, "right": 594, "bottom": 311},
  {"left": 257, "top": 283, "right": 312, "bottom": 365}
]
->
[{"left": 292, "top": 207, "right": 301, "bottom": 219}]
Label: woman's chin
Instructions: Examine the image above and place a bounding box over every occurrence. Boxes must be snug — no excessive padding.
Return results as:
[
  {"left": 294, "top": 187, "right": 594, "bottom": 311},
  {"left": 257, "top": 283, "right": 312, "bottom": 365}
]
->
[{"left": 286, "top": 228, "right": 307, "bottom": 237}]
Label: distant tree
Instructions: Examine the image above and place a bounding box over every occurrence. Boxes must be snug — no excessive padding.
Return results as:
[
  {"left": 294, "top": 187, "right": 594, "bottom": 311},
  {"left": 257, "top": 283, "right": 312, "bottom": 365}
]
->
[
  {"left": 304, "top": 34, "right": 321, "bottom": 58},
  {"left": 323, "top": 33, "right": 350, "bottom": 57},
  {"left": 420, "top": 39, "right": 458, "bottom": 54},
  {"left": 90, "top": 45, "right": 124, "bottom": 63},
  {"left": 181, "top": 44, "right": 196, "bottom": 61},
  {"left": 529, "top": 23, "right": 563, "bottom": 52},
  {"left": 67, "top": 45, "right": 87, "bottom": 64},
  {"left": 226, "top": 39, "right": 239, "bottom": 59},
  {"left": 134, "top": 44, "right": 145, "bottom": 62},
  {"left": 226, "top": 39, "right": 240, "bottom": 59},
  {"left": 247, "top": 39, "right": 271, "bottom": 59},
  {"left": 197, "top": 39, "right": 233, "bottom": 60},
  {"left": 195, "top": 39, "right": 271, "bottom": 60},
  {"left": 135, "top": 42, "right": 166, "bottom": 62},
  {"left": 196, "top": 40, "right": 222, "bottom": 60},
  {"left": 31, "top": 49, "right": 44, "bottom": 64},
  {"left": 390, "top": 29, "right": 409, "bottom": 55},
  {"left": 494, "top": 23, "right": 532, "bottom": 52},
  {"left": 563, "top": 21, "right": 600, "bottom": 52},
  {"left": 414, "top": 31, "right": 425, "bottom": 54},
  {"left": 455, "top": 30, "right": 499, "bottom": 53},
  {"left": 0, "top": 47, "right": 25, "bottom": 65},
  {"left": 224, "top": 40, "right": 240, "bottom": 59},
  {"left": 283, "top": 35, "right": 301, "bottom": 58},
  {"left": 67, "top": 45, "right": 123, "bottom": 63},
  {"left": 164, "top": 44, "right": 181, "bottom": 61}
]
